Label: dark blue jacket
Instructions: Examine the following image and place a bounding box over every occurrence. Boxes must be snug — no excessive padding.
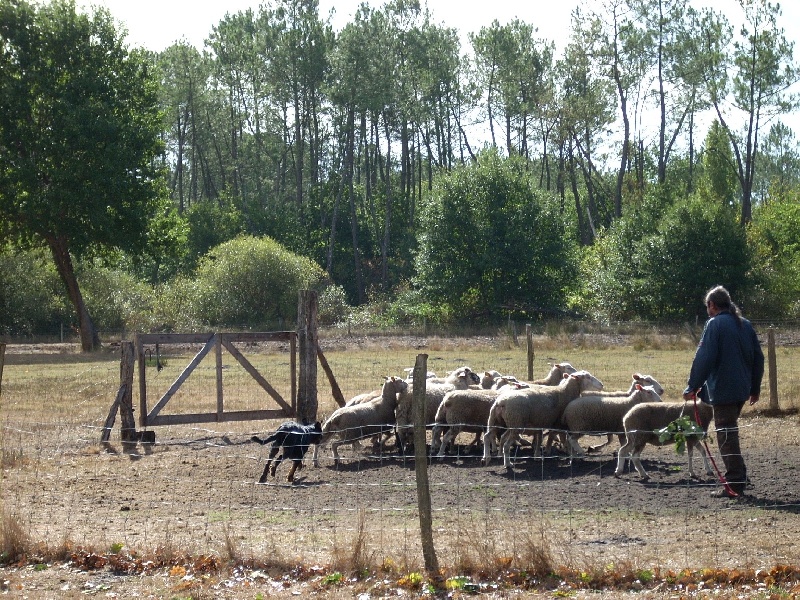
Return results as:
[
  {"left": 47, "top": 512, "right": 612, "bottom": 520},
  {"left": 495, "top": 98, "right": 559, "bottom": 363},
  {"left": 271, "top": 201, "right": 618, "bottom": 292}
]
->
[{"left": 685, "top": 311, "right": 764, "bottom": 405}]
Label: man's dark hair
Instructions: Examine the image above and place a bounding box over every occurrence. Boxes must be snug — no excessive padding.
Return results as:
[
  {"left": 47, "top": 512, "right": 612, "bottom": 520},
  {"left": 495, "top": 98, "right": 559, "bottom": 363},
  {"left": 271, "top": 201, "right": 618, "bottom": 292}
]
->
[{"left": 705, "top": 285, "right": 742, "bottom": 326}]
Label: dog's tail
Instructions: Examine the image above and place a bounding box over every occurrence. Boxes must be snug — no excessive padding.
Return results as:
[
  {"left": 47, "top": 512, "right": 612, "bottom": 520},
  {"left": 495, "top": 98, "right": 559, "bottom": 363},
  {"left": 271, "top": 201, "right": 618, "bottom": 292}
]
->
[{"left": 251, "top": 433, "right": 279, "bottom": 446}]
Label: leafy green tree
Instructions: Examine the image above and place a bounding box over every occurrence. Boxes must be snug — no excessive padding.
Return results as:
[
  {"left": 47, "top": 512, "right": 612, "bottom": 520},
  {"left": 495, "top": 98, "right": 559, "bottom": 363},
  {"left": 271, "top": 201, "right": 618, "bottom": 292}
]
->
[
  {"left": 78, "top": 263, "right": 154, "bottom": 333},
  {"left": 184, "top": 197, "right": 245, "bottom": 271},
  {"left": 701, "top": 0, "right": 798, "bottom": 224},
  {"left": 577, "top": 191, "right": 667, "bottom": 321},
  {"left": 754, "top": 122, "right": 800, "bottom": 202},
  {"left": 470, "top": 20, "right": 553, "bottom": 159},
  {"left": 747, "top": 192, "right": 800, "bottom": 318},
  {"left": 414, "top": 151, "right": 578, "bottom": 320},
  {"left": 638, "top": 195, "right": 751, "bottom": 320},
  {"left": 157, "top": 41, "right": 215, "bottom": 210},
  {"left": 0, "top": 0, "right": 165, "bottom": 350},
  {"left": 698, "top": 120, "right": 738, "bottom": 204},
  {"left": 193, "top": 234, "right": 327, "bottom": 328},
  {"left": 556, "top": 10, "right": 616, "bottom": 243}
]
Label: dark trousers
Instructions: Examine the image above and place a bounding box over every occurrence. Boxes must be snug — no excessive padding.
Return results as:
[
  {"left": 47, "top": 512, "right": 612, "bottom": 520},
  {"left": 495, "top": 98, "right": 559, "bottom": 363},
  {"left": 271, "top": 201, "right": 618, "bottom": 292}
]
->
[{"left": 712, "top": 402, "right": 747, "bottom": 490}]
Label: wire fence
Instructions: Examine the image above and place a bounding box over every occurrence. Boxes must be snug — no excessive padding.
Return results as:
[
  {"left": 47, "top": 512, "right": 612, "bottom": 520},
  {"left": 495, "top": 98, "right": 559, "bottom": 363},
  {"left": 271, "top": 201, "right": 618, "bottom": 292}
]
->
[{"left": 2, "top": 332, "right": 800, "bottom": 580}]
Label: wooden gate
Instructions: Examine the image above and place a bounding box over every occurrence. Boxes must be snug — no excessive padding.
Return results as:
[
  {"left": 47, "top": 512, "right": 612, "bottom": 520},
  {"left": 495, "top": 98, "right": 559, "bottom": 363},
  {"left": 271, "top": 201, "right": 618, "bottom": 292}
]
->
[{"left": 135, "top": 332, "right": 296, "bottom": 427}]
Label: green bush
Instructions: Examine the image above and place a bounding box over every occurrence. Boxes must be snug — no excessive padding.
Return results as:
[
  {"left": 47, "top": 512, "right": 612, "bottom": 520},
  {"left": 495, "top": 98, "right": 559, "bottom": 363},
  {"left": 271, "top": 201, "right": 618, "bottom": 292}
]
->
[
  {"left": 0, "top": 247, "right": 70, "bottom": 336},
  {"left": 78, "top": 263, "right": 155, "bottom": 333},
  {"left": 318, "top": 284, "right": 351, "bottom": 326},
  {"left": 150, "top": 276, "right": 205, "bottom": 332},
  {"left": 192, "top": 235, "right": 327, "bottom": 328}
]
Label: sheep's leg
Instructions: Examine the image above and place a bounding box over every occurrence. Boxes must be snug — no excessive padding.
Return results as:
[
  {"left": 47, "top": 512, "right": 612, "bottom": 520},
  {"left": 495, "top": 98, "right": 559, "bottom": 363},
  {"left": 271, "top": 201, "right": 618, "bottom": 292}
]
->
[
  {"left": 437, "top": 428, "right": 453, "bottom": 458},
  {"left": 470, "top": 431, "right": 482, "bottom": 450},
  {"left": 375, "top": 429, "right": 393, "bottom": 453},
  {"left": 541, "top": 430, "right": 560, "bottom": 455},
  {"left": 587, "top": 434, "right": 614, "bottom": 454},
  {"left": 482, "top": 428, "right": 496, "bottom": 465},
  {"left": 629, "top": 443, "right": 650, "bottom": 480},
  {"left": 615, "top": 438, "right": 634, "bottom": 477},
  {"left": 312, "top": 432, "right": 334, "bottom": 467},
  {"left": 331, "top": 440, "right": 343, "bottom": 466},
  {"left": 688, "top": 440, "right": 713, "bottom": 478},
  {"left": 699, "top": 442, "right": 713, "bottom": 476},
  {"left": 430, "top": 424, "right": 444, "bottom": 455},
  {"left": 502, "top": 430, "right": 520, "bottom": 469},
  {"left": 566, "top": 433, "right": 586, "bottom": 457},
  {"left": 270, "top": 453, "right": 284, "bottom": 477}
]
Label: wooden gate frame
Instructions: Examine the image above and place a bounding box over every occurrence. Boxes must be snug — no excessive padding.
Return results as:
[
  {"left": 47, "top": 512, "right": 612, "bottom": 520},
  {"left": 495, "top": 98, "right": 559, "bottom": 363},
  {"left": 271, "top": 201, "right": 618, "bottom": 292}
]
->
[{"left": 135, "top": 332, "right": 297, "bottom": 427}]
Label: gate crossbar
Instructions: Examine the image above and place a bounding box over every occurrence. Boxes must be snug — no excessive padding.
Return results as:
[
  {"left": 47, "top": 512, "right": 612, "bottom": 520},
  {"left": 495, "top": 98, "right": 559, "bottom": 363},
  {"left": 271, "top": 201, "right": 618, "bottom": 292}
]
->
[{"left": 136, "top": 332, "right": 296, "bottom": 427}]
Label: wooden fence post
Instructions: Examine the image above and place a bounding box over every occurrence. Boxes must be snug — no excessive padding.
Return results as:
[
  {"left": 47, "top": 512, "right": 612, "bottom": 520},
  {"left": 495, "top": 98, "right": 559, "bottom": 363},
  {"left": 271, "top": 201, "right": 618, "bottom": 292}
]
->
[
  {"left": 118, "top": 341, "right": 138, "bottom": 443},
  {"left": 526, "top": 324, "right": 534, "bottom": 381},
  {"left": 0, "top": 342, "right": 6, "bottom": 401},
  {"left": 297, "top": 290, "right": 319, "bottom": 424},
  {"left": 413, "top": 353, "right": 439, "bottom": 576},
  {"left": 768, "top": 328, "right": 779, "bottom": 411},
  {"left": 101, "top": 341, "right": 137, "bottom": 446}
]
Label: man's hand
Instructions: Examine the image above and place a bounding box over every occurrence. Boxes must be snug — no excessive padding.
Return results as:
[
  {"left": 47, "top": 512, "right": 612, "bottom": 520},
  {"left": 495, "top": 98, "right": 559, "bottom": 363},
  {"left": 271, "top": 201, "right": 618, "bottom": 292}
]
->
[
  {"left": 749, "top": 394, "right": 760, "bottom": 405},
  {"left": 683, "top": 389, "right": 697, "bottom": 400}
]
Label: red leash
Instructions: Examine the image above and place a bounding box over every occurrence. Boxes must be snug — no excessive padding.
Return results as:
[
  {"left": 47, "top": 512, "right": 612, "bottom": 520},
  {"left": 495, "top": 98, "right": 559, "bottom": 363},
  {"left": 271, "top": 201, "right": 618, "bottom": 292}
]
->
[{"left": 692, "top": 392, "right": 739, "bottom": 497}]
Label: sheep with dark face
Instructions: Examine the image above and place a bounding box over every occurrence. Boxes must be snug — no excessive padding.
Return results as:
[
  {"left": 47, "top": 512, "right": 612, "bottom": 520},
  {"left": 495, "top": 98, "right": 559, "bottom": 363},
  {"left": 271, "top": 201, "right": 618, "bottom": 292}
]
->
[
  {"left": 614, "top": 401, "right": 714, "bottom": 481},
  {"left": 312, "top": 376, "right": 407, "bottom": 466},
  {"left": 482, "top": 370, "right": 604, "bottom": 469}
]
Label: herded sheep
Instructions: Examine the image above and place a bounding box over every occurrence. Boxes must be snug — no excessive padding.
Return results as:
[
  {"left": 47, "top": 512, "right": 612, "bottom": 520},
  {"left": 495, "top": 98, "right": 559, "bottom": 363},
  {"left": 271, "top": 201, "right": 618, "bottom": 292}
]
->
[
  {"left": 561, "top": 384, "right": 663, "bottom": 457},
  {"left": 403, "top": 367, "right": 438, "bottom": 383},
  {"left": 614, "top": 401, "right": 714, "bottom": 480},
  {"left": 567, "top": 373, "right": 665, "bottom": 454},
  {"left": 313, "top": 376, "right": 407, "bottom": 466},
  {"left": 531, "top": 362, "right": 577, "bottom": 385},
  {"left": 251, "top": 421, "right": 323, "bottom": 483},
  {"left": 431, "top": 378, "right": 530, "bottom": 456},
  {"left": 431, "top": 375, "right": 530, "bottom": 457},
  {"left": 480, "top": 370, "right": 503, "bottom": 389},
  {"left": 482, "top": 370, "right": 604, "bottom": 469},
  {"left": 343, "top": 384, "right": 391, "bottom": 449},
  {"left": 395, "top": 366, "right": 479, "bottom": 450}
]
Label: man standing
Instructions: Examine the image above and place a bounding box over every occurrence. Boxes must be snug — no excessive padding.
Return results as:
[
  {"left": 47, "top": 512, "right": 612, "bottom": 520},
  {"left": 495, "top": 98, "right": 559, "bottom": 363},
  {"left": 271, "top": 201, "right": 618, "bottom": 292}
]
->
[{"left": 683, "top": 285, "right": 764, "bottom": 498}]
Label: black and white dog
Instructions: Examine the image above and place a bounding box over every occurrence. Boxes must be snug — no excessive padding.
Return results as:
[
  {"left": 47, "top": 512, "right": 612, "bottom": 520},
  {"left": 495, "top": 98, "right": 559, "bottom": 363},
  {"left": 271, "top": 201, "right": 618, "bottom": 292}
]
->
[{"left": 251, "top": 421, "right": 323, "bottom": 483}]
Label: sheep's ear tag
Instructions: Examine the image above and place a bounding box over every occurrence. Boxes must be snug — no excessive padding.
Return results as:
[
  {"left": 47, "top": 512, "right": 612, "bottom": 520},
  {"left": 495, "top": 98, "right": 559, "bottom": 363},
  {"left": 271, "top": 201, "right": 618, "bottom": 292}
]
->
[{"left": 635, "top": 383, "right": 643, "bottom": 390}]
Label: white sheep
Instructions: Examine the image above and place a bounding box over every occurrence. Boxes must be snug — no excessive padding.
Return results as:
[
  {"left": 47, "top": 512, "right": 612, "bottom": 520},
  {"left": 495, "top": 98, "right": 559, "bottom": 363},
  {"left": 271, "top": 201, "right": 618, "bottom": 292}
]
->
[
  {"left": 580, "top": 373, "right": 664, "bottom": 398},
  {"left": 430, "top": 377, "right": 530, "bottom": 456},
  {"left": 342, "top": 383, "right": 394, "bottom": 449},
  {"left": 482, "top": 370, "right": 604, "bottom": 469},
  {"left": 614, "top": 401, "right": 714, "bottom": 480},
  {"left": 568, "top": 373, "right": 665, "bottom": 454},
  {"left": 480, "top": 370, "right": 503, "bottom": 389},
  {"left": 312, "top": 376, "right": 407, "bottom": 466},
  {"left": 560, "top": 383, "right": 663, "bottom": 457},
  {"left": 530, "top": 362, "right": 577, "bottom": 385},
  {"left": 394, "top": 366, "right": 478, "bottom": 451},
  {"left": 403, "top": 367, "right": 438, "bottom": 383}
]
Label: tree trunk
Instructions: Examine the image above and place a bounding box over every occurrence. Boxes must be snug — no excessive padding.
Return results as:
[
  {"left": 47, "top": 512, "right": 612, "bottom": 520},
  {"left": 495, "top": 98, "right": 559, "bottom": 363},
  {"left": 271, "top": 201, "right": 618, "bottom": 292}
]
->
[{"left": 47, "top": 236, "right": 100, "bottom": 352}]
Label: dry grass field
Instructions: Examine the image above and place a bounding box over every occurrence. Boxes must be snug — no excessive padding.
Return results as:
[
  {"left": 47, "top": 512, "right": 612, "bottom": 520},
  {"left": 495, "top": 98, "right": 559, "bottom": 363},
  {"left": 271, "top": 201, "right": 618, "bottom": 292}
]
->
[{"left": 1, "top": 328, "right": 800, "bottom": 598}]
